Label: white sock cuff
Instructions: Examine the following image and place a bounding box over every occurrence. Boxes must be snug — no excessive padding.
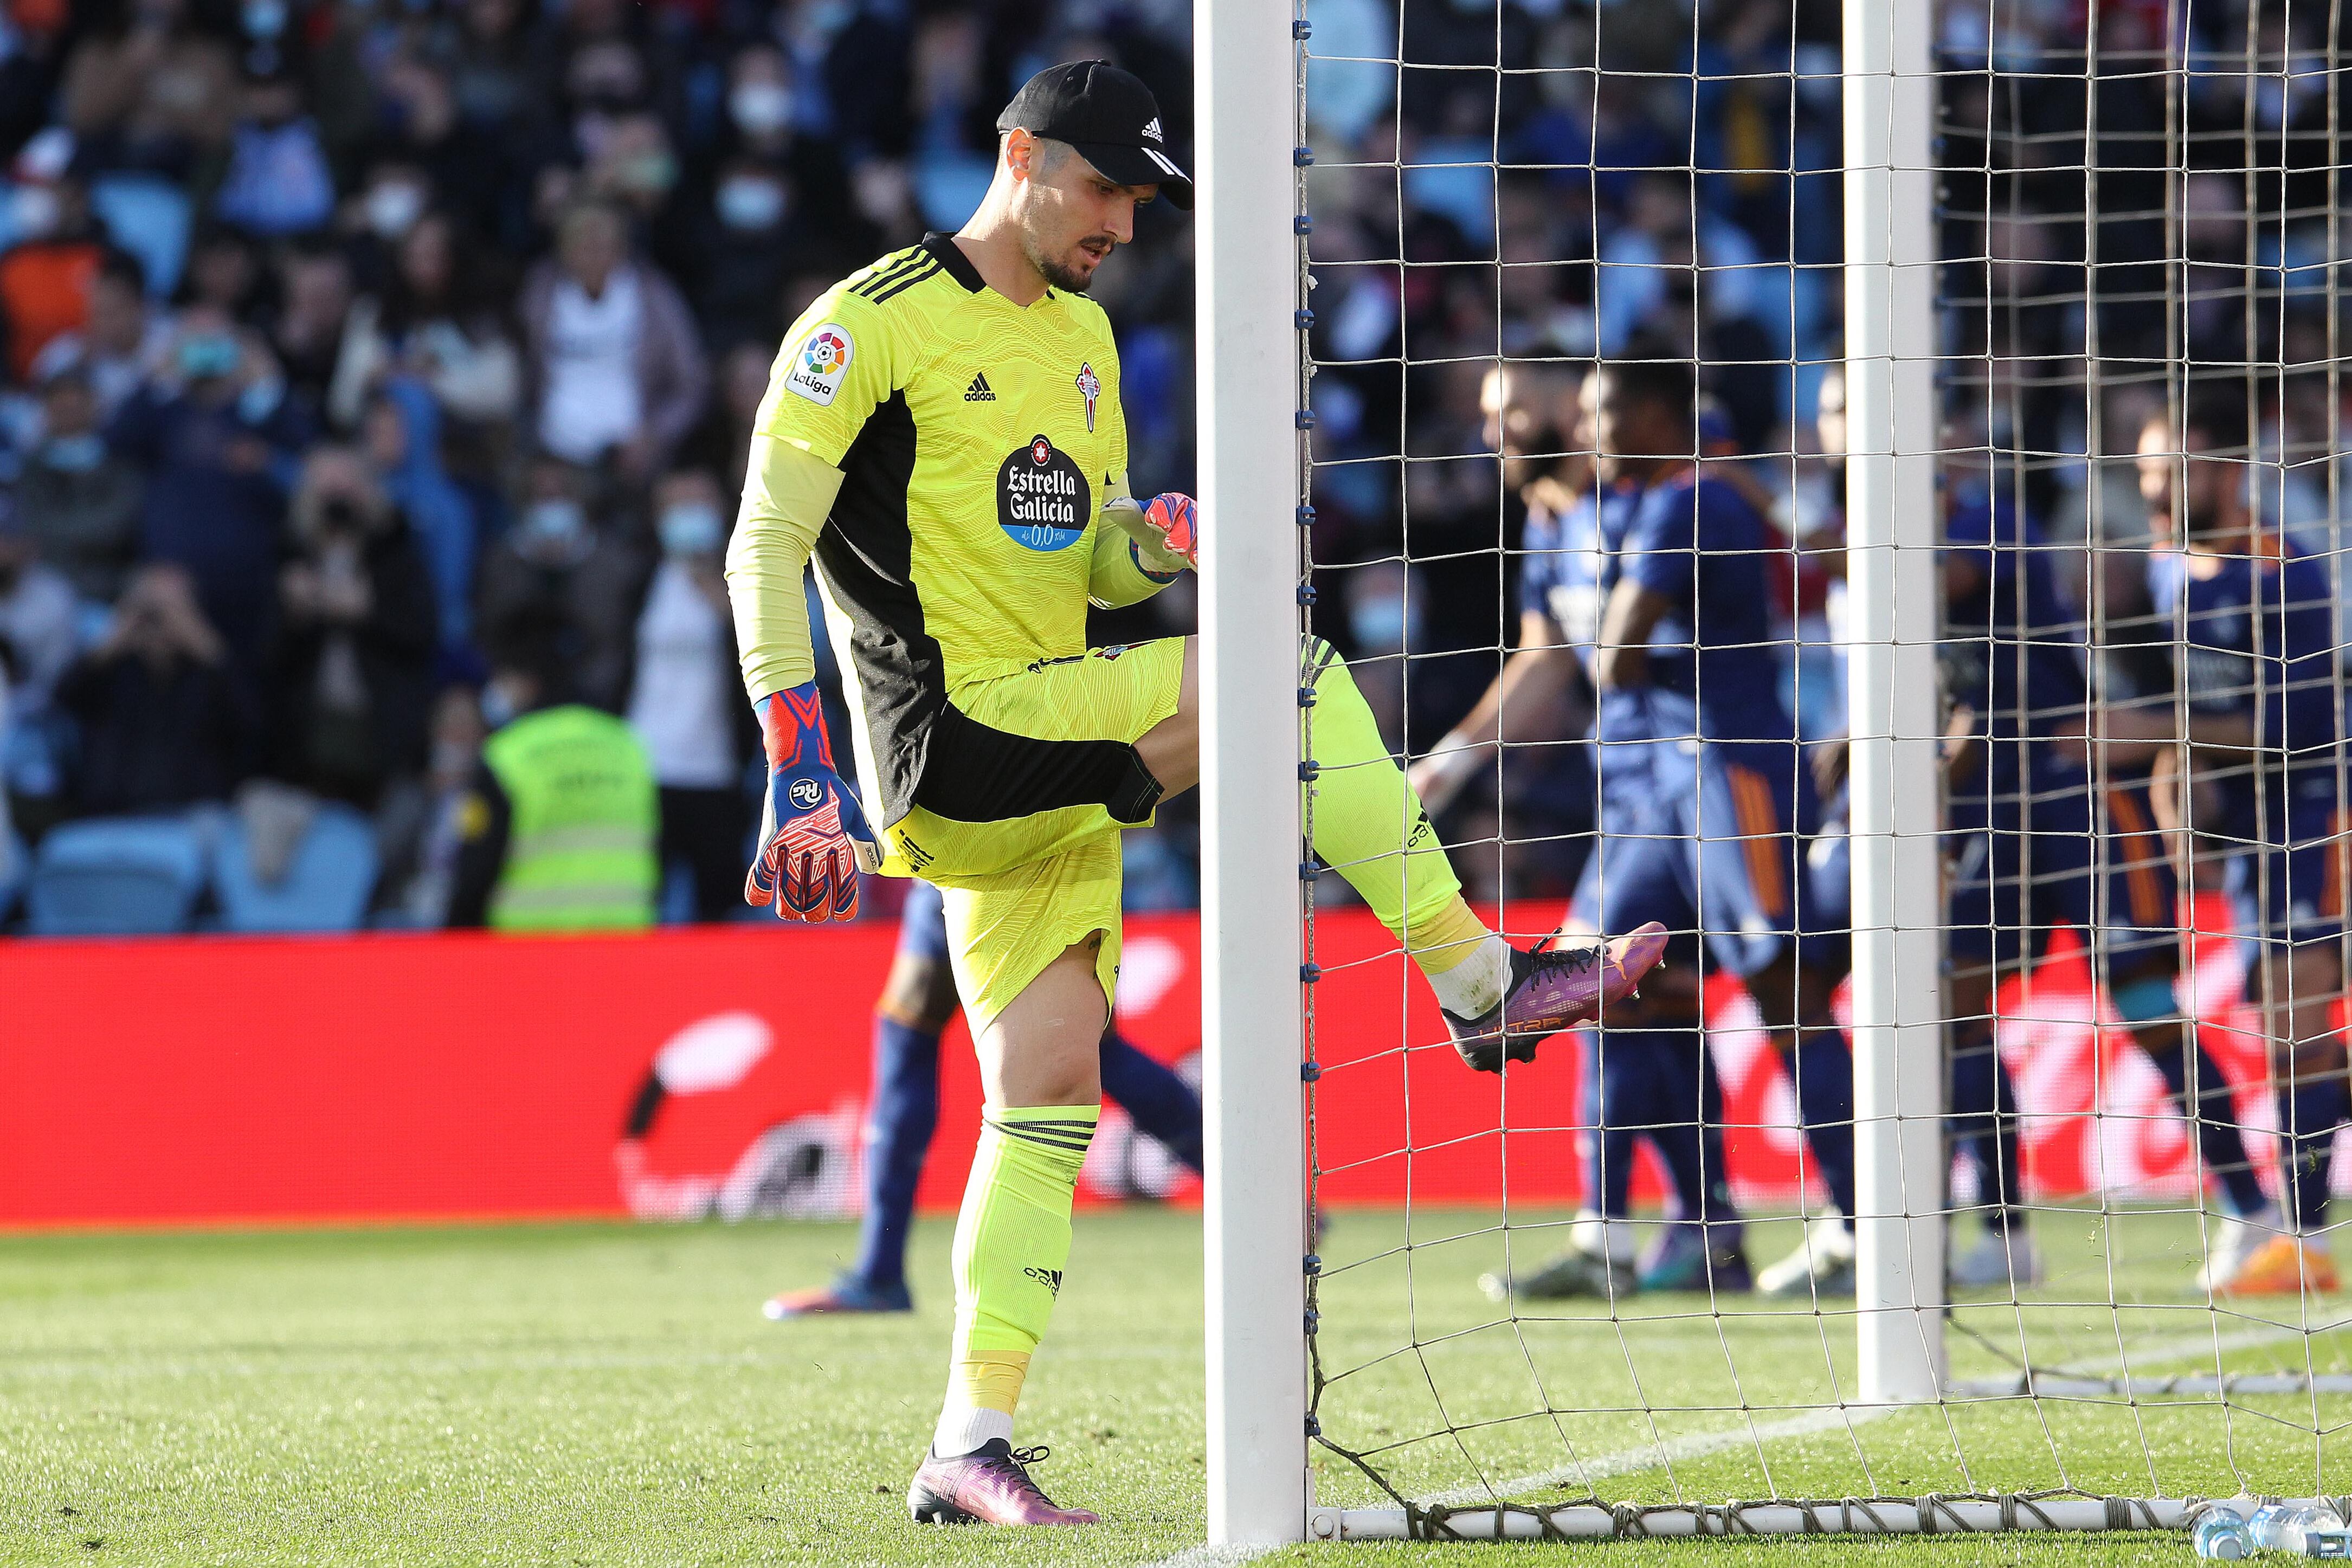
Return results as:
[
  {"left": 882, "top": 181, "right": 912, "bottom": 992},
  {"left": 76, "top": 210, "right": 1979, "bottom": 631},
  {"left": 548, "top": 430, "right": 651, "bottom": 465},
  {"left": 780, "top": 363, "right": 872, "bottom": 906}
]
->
[
  {"left": 933, "top": 1403, "right": 1014, "bottom": 1458},
  {"left": 1428, "top": 932, "right": 1510, "bottom": 1019}
]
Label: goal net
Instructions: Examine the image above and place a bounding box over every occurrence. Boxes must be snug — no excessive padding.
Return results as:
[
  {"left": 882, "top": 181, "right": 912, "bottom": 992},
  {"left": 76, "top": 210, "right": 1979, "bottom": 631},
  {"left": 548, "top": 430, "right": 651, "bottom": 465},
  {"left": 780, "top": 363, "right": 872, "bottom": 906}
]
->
[{"left": 1258, "top": 0, "right": 2352, "bottom": 1541}]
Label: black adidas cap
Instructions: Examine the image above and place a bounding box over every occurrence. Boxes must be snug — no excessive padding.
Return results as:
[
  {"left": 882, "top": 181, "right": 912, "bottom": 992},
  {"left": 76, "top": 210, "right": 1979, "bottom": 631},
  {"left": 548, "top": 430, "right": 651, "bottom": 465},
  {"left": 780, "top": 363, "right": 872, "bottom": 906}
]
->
[{"left": 996, "top": 60, "right": 1192, "bottom": 210}]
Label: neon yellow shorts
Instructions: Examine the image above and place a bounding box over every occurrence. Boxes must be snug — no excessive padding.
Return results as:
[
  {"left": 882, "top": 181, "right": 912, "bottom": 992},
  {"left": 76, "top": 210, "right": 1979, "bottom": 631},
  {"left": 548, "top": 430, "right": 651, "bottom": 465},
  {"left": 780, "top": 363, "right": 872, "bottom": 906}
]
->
[{"left": 884, "top": 638, "right": 1187, "bottom": 1030}]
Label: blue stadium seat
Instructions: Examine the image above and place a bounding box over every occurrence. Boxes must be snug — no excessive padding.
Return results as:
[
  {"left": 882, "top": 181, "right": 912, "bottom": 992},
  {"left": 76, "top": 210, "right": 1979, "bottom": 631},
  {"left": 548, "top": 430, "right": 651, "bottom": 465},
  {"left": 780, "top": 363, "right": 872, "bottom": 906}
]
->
[
  {"left": 211, "top": 803, "right": 379, "bottom": 934},
  {"left": 24, "top": 816, "right": 208, "bottom": 936}
]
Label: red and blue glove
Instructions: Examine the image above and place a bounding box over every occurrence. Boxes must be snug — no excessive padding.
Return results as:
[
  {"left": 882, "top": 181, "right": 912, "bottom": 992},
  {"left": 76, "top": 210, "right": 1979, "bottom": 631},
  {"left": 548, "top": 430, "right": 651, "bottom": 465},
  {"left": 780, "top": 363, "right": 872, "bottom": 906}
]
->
[
  {"left": 1136, "top": 492, "right": 1197, "bottom": 573},
  {"left": 745, "top": 682, "right": 879, "bottom": 922}
]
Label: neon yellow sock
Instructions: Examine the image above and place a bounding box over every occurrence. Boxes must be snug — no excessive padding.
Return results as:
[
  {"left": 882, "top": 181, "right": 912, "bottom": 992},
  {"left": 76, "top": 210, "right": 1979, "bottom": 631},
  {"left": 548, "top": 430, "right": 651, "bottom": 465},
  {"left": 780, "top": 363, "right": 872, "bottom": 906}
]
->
[
  {"left": 936, "top": 1104, "right": 1097, "bottom": 1454},
  {"left": 1303, "top": 638, "right": 1483, "bottom": 970}
]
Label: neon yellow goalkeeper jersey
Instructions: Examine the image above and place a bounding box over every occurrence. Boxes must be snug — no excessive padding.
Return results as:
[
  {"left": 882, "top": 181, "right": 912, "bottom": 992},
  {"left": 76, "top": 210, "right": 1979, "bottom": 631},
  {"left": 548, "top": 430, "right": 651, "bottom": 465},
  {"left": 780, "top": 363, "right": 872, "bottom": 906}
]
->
[{"left": 755, "top": 233, "right": 1135, "bottom": 827}]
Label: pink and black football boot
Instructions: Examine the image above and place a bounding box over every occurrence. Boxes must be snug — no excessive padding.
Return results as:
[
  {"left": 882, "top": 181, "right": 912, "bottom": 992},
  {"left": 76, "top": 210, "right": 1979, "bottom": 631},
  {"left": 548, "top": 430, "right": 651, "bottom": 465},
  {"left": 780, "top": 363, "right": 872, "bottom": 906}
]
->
[
  {"left": 1444, "top": 921, "right": 1671, "bottom": 1072},
  {"left": 907, "top": 1440, "right": 1099, "bottom": 1526}
]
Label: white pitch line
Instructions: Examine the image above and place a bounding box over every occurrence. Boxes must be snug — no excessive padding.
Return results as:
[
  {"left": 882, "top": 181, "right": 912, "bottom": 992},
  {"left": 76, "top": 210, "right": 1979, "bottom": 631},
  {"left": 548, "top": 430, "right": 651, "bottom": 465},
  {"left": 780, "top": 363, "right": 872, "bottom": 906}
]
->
[
  {"left": 1140, "top": 1307, "right": 2352, "bottom": 1563},
  {"left": 1420, "top": 1403, "right": 1889, "bottom": 1509},
  {"left": 1144, "top": 1546, "right": 1282, "bottom": 1568},
  {"left": 1426, "top": 1311, "right": 2352, "bottom": 1511}
]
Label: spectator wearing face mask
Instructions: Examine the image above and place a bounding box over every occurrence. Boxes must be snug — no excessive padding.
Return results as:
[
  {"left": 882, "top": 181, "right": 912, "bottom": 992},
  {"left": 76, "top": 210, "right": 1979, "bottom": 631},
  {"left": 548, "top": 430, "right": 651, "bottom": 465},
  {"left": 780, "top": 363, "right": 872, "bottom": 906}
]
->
[
  {"left": 0, "top": 133, "right": 109, "bottom": 384},
  {"left": 107, "top": 308, "right": 314, "bottom": 671},
  {"left": 716, "top": 42, "right": 862, "bottom": 266},
  {"left": 685, "top": 156, "right": 796, "bottom": 345},
  {"left": 267, "top": 444, "right": 439, "bottom": 808},
  {"left": 473, "top": 455, "right": 648, "bottom": 714},
  {"left": 624, "top": 468, "right": 753, "bottom": 922},
  {"left": 517, "top": 200, "right": 705, "bottom": 482},
  {"left": 56, "top": 562, "right": 257, "bottom": 815},
  {"left": 16, "top": 364, "right": 143, "bottom": 606}
]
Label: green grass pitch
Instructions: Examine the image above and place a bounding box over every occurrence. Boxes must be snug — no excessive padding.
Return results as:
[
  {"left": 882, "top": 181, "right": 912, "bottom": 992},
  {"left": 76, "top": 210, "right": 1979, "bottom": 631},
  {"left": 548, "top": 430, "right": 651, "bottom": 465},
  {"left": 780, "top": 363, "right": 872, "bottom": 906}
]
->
[{"left": 3, "top": 1204, "right": 2347, "bottom": 1565}]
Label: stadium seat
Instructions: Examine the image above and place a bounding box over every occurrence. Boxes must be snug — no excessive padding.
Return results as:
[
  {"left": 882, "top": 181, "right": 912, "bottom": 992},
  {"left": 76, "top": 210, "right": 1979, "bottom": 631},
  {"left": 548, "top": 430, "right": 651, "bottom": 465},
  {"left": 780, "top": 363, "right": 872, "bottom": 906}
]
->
[
  {"left": 211, "top": 803, "right": 380, "bottom": 934},
  {"left": 23, "top": 816, "right": 208, "bottom": 936}
]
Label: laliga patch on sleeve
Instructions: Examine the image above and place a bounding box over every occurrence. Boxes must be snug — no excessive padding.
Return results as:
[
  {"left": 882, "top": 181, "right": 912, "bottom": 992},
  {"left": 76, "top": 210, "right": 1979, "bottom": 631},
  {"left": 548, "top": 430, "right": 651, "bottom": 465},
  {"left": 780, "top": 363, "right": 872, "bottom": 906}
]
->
[{"left": 783, "top": 322, "right": 854, "bottom": 406}]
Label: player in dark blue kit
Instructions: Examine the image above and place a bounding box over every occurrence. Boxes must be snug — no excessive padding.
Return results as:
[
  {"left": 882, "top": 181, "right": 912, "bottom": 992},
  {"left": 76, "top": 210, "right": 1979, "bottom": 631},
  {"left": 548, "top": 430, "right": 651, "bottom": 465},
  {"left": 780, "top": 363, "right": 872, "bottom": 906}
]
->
[
  {"left": 764, "top": 814, "right": 1205, "bottom": 1320},
  {"left": 1932, "top": 478, "right": 2269, "bottom": 1289},
  {"left": 2129, "top": 394, "right": 2347, "bottom": 1295},
  {"left": 1430, "top": 356, "right": 1851, "bottom": 1298}
]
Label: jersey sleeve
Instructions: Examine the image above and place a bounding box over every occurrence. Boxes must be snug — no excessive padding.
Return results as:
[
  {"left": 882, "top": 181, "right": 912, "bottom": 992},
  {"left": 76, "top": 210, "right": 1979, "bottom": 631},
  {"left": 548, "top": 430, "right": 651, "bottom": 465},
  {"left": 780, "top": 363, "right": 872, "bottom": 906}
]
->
[
  {"left": 729, "top": 282, "right": 906, "bottom": 705},
  {"left": 1088, "top": 515, "right": 1178, "bottom": 607},
  {"left": 2277, "top": 556, "right": 2341, "bottom": 757},
  {"left": 755, "top": 287, "right": 904, "bottom": 468},
  {"left": 1517, "top": 511, "right": 1560, "bottom": 620},
  {"left": 1621, "top": 480, "right": 1697, "bottom": 603}
]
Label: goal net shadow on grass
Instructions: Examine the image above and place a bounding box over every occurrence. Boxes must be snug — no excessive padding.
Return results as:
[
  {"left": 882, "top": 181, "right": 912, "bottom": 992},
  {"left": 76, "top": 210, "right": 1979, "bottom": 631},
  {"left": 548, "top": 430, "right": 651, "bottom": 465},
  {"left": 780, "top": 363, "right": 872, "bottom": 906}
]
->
[{"left": 1284, "top": 0, "right": 2352, "bottom": 1539}]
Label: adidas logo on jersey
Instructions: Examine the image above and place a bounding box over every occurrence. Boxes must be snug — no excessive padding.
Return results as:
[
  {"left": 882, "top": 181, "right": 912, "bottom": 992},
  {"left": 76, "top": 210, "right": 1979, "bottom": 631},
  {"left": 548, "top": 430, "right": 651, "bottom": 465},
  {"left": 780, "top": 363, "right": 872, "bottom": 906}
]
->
[
  {"left": 964, "top": 371, "right": 996, "bottom": 402},
  {"left": 1140, "top": 117, "right": 1163, "bottom": 143}
]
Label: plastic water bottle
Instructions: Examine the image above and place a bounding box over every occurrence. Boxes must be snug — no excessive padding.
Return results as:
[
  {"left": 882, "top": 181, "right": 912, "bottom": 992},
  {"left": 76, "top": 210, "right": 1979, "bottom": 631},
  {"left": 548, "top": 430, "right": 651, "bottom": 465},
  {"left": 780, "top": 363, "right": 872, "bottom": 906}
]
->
[
  {"left": 2250, "top": 1502, "right": 2345, "bottom": 1553},
  {"left": 2194, "top": 1511, "right": 2251, "bottom": 1560},
  {"left": 2290, "top": 1505, "right": 2349, "bottom": 1553}
]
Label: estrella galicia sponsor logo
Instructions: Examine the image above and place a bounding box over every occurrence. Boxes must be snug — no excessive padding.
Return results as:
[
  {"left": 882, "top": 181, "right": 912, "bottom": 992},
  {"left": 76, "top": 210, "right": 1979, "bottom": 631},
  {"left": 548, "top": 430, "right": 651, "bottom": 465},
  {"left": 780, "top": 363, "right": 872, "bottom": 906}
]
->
[
  {"left": 998, "top": 434, "right": 1091, "bottom": 551},
  {"left": 782, "top": 322, "right": 852, "bottom": 405},
  {"left": 788, "top": 778, "right": 823, "bottom": 810},
  {"left": 1023, "top": 1266, "right": 1064, "bottom": 1295}
]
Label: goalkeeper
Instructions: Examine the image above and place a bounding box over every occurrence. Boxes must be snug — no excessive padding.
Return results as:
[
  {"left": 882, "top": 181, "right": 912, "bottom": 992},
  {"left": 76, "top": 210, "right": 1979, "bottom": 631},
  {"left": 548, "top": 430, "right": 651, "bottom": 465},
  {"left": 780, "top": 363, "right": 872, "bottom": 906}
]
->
[{"left": 725, "top": 60, "right": 1666, "bottom": 1528}]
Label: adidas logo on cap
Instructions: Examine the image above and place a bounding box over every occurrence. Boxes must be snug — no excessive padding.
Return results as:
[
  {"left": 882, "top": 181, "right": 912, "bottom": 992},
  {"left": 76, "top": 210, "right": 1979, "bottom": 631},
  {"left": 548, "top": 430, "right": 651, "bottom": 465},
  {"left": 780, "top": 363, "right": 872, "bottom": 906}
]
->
[
  {"left": 1140, "top": 117, "right": 1162, "bottom": 143},
  {"left": 964, "top": 371, "right": 996, "bottom": 402}
]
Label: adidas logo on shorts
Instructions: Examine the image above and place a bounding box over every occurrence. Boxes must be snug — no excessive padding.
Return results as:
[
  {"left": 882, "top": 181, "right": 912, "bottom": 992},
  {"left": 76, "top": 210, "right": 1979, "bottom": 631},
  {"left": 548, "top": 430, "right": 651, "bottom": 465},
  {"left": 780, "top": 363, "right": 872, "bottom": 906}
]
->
[
  {"left": 1023, "top": 1266, "right": 1064, "bottom": 1296},
  {"left": 964, "top": 371, "right": 996, "bottom": 402}
]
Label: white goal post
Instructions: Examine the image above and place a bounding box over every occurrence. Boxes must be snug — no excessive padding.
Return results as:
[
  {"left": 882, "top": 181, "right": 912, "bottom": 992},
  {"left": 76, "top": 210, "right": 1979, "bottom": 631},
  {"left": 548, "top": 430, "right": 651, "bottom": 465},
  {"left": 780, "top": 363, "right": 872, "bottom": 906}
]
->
[
  {"left": 1838, "top": 0, "right": 1948, "bottom": 1409},
  {"left": 1196, "top": 0, "right": 1311, "bottom": 1547}
]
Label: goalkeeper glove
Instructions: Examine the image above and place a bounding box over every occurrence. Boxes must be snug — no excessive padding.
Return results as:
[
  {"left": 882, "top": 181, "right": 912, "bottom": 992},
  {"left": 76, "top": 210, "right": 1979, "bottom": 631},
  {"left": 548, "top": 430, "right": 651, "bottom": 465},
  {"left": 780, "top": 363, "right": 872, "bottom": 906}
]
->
[
  {"left": 1107, "top": 492, "right": 1198, "bottom": 576},
  {"left": 746, "top": 681, "right": 880, "bottom": 922}
]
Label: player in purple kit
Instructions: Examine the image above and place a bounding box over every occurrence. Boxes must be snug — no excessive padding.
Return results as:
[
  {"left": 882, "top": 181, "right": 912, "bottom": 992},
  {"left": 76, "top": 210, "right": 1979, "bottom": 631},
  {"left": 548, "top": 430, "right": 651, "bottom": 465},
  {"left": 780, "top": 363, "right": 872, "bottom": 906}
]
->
[
  {"left": 1930, "top": 479, "right": 2270, "bottom": 1289},
  {"left": 2127, "top": 392, "right": 2348, "bottom": 1294},
  {"left": 1427, "top": 354, "right": 1850, "bottom": 1298},
  {"left": 1419, "top": 360, "right": 1747, "bottom": 1294}
]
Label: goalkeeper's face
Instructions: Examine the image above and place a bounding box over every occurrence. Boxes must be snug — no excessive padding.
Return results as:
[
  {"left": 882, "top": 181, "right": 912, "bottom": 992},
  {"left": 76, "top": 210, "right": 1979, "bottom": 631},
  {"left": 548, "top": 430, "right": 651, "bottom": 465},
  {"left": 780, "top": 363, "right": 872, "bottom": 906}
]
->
[{"left": 1013, "top": 135, "right": 1155, "bottom": 293}]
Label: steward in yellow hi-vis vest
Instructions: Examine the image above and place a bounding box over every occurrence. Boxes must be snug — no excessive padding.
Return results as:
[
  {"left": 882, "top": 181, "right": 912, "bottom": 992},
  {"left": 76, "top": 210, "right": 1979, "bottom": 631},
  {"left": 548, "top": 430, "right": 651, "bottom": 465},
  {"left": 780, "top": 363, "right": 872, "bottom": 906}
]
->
[
  {"left": 479, "top": 706, "right": 657, "bottom": 930},
  {"left": 448, "top": 614, "right": 658, "bottom": 932}
]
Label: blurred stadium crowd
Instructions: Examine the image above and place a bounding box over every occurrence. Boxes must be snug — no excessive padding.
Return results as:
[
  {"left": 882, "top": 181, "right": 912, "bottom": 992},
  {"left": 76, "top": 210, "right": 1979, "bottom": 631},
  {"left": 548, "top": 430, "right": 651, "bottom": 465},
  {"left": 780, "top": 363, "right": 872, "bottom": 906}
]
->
[
  {"left": 0, "top": 0, "right": 2335, "bottom": 933},
  {"left": 0, "top": 0, "right": 1207, "bottom": 932}
]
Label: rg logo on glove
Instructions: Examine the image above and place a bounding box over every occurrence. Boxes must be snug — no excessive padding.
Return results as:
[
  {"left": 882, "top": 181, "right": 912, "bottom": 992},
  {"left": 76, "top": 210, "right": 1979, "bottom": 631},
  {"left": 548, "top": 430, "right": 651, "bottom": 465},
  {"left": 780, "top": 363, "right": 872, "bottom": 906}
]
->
[{"left": 788, "top": 779, "right": 824, "bottom": 811}]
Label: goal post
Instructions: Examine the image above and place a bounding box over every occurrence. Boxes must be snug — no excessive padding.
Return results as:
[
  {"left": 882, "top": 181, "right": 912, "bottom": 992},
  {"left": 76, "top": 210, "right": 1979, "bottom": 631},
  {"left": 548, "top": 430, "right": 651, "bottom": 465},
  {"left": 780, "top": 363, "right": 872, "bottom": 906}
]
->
[
  {"left": 1840, "top": 0, "right": 1948, "bottom": 1408},
  {"left": 1196, "top": 0, "right": 1310, "bottom": 1547}
]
